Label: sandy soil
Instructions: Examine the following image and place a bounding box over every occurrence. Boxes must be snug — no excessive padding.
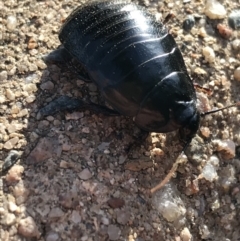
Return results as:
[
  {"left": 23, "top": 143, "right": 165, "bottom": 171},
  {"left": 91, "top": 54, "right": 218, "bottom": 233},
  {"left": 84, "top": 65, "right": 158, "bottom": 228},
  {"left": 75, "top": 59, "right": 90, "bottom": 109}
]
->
[{"left": 1, "top": 0, "right": 240, "bottom": 240}]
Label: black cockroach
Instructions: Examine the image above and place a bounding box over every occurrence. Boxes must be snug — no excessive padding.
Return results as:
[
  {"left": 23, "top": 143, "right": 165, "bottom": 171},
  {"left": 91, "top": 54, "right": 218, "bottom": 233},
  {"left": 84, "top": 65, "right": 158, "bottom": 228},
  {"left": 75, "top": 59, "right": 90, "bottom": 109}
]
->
[
  {"left": 41, "top": 0, "right": 239, "bottom": 192},
  {"left": 43, "top": 0, "right": 202, "bottom": 144}
]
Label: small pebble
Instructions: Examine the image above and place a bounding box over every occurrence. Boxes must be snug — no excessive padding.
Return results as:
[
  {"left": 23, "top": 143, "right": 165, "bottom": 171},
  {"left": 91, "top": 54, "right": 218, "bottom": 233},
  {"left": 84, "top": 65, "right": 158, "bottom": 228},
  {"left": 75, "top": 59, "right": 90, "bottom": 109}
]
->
[
  {"left": 180, "top": 227, "right": 192, "bottom": 241},
  {"left": 234, "top": 67, "right": 240, "bottom": 81},
  {"left": 97, "top": 142, "right": 110, "bottom": 151},
  {"left": 82, "top": 127, "right": 90, "bottom": 133},
  {"left": 18, "top": 109, "right": 28, "bottom": 117},
  {"left": 211, "top": 199, "right": 220, "bottom": 211},
  {"left": 200, "top": 127, "right": 211, "bottom": 138},
  {"left": 107, "top": 198, "right": 125, "bottom": 209},
  {"left": 202, "top": 46, "right": 215, "bottom": 63},
  {"left": 194, "top": 67, "right": 207, "bottom": 76},
  {"left": 27, "top": 37, "right": 38, "bottom": 49},
  {"left": 0, "top": 95, "right": 6, "bottom": 103},
  {"left": 0, "top": 207, "right": 5, "bottom": 214},
  {"left": 23, "top": 83, "right": 37, "bottom": 93},
  {"left": 119, "top": 155, "right": 126, "bottom": 164},
  {"left": 201, "top": 163, "right": 218, "bottom": 182},
  {"left": 6, "top": 89, "right": 15, "bottom": 100},
  {"left": 101, "top": 216, "right": 110, "bottom": 225},
  {"left": 71, "top": 210, "right": 82, "bottom": 224},
  {"left": 4, "top": 213, "right": 16, "bottom": 226},
  {"left": 104, "top": 149, "right": 110, "bottom": 154},
  {"left": 116, "top": 209, "right": 130, "bottom": 225},
  {"left": 198, "top": 27, "right": 207, "bottom": 38},
  {"left": 79, "top": 168, "right": 92, "bottom": 180},
  {"left": 3, "top": 150, "right": 21, "bottom": 172},
  {"left": 213, "top": 139, "right": 235, "bottom": 160},
  {"left": 8, "top": 201, "right": 18, "bottom": 212},
  {"left": 48, "top": 208, "right": 64, "bottom": 219},
  {"left": 152, "top": 184, "right": 186, "bottom": 222},
  {"left": 228, "top": 10, "right": 240, "bottom": 30},
  {"left": 36, "top": 60, "right": 47, "bottom": 69},
  {"left": 25, "top": 73, "right": 38, "bottom": 83},
  {"left": 208, "top": 155, "right": 220, "bottom": 166},
  {"left": 40, "top": 81, "right": 54, "bottom": 90},
  {"left": 25, "top": 95, "right": 36, "bottom": 103},
  {"left": 232, "top": 187, "right": 240, "bottom": 196},
  {"left": 7, "top": 123, "right": 23, "bottom": 133},
  {"left": 6, "top": 15, "right": 17, "bottom": 30},
  {"left": 107, "top": 225, "right": 121, "bottom": 241},
  {"left": 65, "top": 111, "right": 84, "bottom": 120},
  {"left": 5, "top": 165, "right": 24, "bottom": 183},
  {"left": 18, "top": 217, "right": 39, "bottom": 238},
  {"left": 199, "top": 224, "right": 211, "bottom": 239},
  {"left": 183, "top": 15, "right": 195, "bottom": 31},
  {"left": 13, "top": 181, "right": 29, "bottom": 199},
  {"left": 232, "top": 39, "right": 240, "bottom": 51},
  {"left": 4, "top": 137, "right": 19, "bottom": 150},
  {"left": 205, "top": 0, "right": 226, "bottom": 19},
  {"left": 220, "top": 165, "right": 236, "bottom": 192},
  {"left": 62, "top": 143, "right": 71, "bottom": 151},
  {"left": 45, "top": 231, "right": 60, "bottom": 241},
  {"left": 0, "top": 71, "right": 8, "bottom": 81},
  {"left": 151, "top": 147, "right": 164, "bottom": 156},
  {"left": 217, "top": 24, "right": 233, "bottom": 39},
  {"left": 11, "top": 105, "right": 20, "bottom": 114},
  {"left": 196, "top": 92, "right": 211, "bottom": 112}
]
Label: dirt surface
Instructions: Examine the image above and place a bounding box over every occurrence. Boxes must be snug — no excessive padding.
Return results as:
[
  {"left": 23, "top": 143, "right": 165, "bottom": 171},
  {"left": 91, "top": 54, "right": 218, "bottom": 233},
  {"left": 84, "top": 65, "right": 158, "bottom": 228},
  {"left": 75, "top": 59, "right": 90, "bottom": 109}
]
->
[{"left": 1, "top": 0, "right": 240, "bottom": 240}]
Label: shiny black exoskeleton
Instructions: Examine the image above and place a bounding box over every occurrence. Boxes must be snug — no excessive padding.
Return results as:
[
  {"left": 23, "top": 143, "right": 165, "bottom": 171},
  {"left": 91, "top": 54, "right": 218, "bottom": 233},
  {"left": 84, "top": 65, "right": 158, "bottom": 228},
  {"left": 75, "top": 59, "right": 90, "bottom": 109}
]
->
[{"left": 47, "top": 0, "right": 201, "bottom": 144}]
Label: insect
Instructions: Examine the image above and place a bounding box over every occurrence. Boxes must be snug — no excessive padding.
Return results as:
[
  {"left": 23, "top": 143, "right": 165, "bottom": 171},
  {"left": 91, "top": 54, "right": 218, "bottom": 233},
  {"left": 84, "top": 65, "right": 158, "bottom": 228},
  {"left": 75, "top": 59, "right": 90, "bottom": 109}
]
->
[
  {"left": 41, "top": 0, "right": 240, "bottom": 150},
  {"left": 41, "top": 0, "right": 238, "bottom": 193},
  {"left": 42, "top": 0, "right": 202, "bottom": 147}
]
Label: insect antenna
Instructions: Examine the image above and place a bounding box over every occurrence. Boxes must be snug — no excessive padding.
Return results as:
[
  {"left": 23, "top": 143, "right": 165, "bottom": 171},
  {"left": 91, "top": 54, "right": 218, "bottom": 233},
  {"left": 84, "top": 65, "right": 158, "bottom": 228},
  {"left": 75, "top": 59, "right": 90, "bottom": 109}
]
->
[{"left": 201, "top": 101, "right": 240, "bottom": 117}]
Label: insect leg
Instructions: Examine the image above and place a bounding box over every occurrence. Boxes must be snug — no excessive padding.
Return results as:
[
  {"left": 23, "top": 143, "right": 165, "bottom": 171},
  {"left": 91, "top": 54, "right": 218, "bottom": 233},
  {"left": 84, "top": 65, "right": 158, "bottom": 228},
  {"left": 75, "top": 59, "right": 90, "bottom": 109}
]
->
[{"left": 37, "top": 96, "right": 120, "bottom": 119}]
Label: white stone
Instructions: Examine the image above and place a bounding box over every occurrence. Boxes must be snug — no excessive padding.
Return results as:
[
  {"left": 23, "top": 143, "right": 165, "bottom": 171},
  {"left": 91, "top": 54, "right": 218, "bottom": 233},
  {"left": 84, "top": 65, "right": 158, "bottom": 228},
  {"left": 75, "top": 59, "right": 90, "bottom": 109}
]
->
[
  {"left": 0, "top": 70, "right": 8, "bottom": 81},
  {"left": 25, "top": 95, "right": 36, "bottom": 103},
  {"left": 0, "top": 95, "right": 6, "bottom": 103},
  {"left": 6, "top": 89, "right": 15, "bottom": 100},
  {"left": 18, "top": 109, "right": 28, "bottom": 117},
  {"left": 202, "top": 163, "right": 218, "bottom": 182},
  {"left": 23, "top": 83, "right": 37, "bottom": 93},
  {"left": 234, "top": 67, "right": 240, "bottom": 81},
  {"left": 6, "top": 15, "right": 17, "bottom": 30},
  {"left": 205, "top": 0, "right": 227, "bottom": 19},
  {"left": 180, "top": 227, "right": 192, "bottom": 241},
  {"left": 202, "top": 46, "right": 215, "bottom": 63},
  {"left": 4, "top": 213, "right": 16, "bottom": 226},
  {"left": 8, "top": 201, "right": 18, "bottom": 212},
  {"left": 4, "top": 137, "right": 19, "bottom": 149},
  {"left": 152, "top": 184, "right": 186, "bottom": 222}
]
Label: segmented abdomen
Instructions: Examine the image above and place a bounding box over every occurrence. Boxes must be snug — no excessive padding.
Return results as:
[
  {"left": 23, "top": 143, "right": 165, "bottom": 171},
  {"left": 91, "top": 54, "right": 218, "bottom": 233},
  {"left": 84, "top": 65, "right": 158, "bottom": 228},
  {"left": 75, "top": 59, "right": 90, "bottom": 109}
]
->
[{"left": 60, "top": 0, "right": 190, "bottom": 115}]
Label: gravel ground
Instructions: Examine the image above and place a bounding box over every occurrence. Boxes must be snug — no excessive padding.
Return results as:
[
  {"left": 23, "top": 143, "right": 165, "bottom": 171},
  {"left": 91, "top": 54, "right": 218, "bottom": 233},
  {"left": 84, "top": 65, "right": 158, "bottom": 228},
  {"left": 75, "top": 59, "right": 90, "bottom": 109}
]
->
[{"left": 1, "top": 0, "right": 240, "bottom": 240}]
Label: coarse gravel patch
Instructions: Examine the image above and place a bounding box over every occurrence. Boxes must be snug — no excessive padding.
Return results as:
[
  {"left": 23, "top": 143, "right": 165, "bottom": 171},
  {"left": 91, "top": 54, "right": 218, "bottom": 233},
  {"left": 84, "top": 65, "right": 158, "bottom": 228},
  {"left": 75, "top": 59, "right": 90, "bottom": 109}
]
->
[{"left": 1, "top": 0, "right": 240, "bottom": 240}]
